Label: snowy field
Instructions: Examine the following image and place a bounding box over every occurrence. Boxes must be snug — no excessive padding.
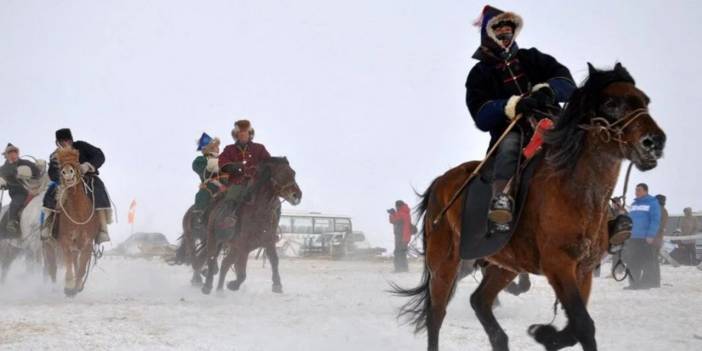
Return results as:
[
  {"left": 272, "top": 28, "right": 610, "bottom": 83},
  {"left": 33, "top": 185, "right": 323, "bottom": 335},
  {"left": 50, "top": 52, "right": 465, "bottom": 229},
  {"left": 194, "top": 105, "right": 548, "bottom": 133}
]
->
[{"left": 0, "top": 257, "right": 701, "bottom": 351}]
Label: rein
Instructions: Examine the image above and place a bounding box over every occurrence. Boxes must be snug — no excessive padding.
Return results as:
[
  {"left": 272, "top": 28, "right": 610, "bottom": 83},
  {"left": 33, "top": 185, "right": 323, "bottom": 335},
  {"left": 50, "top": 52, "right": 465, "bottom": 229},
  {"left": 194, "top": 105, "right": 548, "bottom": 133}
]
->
[{"left": 58, "top": 174, "right": 97, "bottom": 226}]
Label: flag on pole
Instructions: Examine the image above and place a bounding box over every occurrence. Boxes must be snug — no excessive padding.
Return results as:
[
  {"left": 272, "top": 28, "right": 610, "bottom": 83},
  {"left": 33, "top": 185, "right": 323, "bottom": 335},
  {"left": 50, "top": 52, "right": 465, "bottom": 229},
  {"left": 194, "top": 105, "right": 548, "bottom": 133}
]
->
[{"left": 128, "top": 200, "right": 137, "bottom": 225}]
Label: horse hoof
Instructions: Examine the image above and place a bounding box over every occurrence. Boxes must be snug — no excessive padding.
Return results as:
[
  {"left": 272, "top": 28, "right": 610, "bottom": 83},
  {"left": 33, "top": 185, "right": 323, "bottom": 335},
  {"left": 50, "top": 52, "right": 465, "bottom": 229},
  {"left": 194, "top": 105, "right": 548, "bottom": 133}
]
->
[
  {"left": 201, "top": 285, "right": 212, "bottom": 295},
  {"left": 64, "top": 288, "right": 78, "bottom": 298},
  {"left": 191, "top": 278, "right": 203, "bottom": 287},
  {"left": 528, "top": 324, "right": 558, "bottom": 344},
  {"left": 227, "top": 281, "right": 241, "bottom": 291},
  {"left": 272, "top": 284, "right": 283, "bottom": 294}
]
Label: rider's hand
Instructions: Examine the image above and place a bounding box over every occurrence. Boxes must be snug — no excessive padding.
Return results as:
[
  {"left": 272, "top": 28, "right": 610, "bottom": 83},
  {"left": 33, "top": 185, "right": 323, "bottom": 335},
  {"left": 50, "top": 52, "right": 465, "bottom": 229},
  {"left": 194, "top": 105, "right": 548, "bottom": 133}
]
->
[
  {"left": 79, "top": 162, "right": 95, "bottom": 174},
  {"left": 515, "top": 96, "right": 539, "bottom": 118},
  {"left": 16, "top": 165, "right": 32, "bottom": 180},
  {"left": 531, "top": 83, "right": 556, "bottom": 107}
]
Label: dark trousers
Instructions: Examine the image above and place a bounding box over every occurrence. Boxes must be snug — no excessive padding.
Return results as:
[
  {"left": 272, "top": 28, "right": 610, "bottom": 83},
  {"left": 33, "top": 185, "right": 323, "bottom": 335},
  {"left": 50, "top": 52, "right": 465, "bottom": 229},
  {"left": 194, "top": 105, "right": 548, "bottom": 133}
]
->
[
  {"left": 8, "top": 187, "right": 28, "bottom": 222},
  {"left": 393, "top": 233, "right": 409, "bottom": 272},
  {"left": 43, "top": 175, "right": 111, "bottom": 210},
  {"left": 493, "top": 130, "right": 522, "bottom": 181},
  {"left": 623, "top": 239, "right": 658, "bottom": 288},
  {"left": 681, "top": 243, "right": 699, "bottom": 265}
]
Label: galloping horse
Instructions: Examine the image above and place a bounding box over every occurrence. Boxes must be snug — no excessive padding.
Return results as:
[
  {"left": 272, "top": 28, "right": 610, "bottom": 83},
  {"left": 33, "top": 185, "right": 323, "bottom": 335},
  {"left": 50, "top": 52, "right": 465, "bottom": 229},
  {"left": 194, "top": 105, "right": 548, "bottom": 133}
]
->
[
  {"left": 0, "top": 162, "right": 50, "bottom": 283},
  {"left": 201, "top": 157, "right": 302, "bottom": 295},
  {"left": 46, "top": 147, "right": 101, "bottom": 297},
  {"left": 395, "top": 63, "right": 666, "bottom": 351}
]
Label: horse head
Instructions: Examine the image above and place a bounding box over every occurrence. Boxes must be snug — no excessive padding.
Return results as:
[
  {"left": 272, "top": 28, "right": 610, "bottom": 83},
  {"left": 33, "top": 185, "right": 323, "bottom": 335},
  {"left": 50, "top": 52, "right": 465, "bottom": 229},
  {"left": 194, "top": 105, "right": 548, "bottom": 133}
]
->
[
  {"left": 56, "top": 147, "right": 82, "bottom": 187},
  {"left": 545, "top": 62, "right": 666, "bottom": 172},
  {"left": 262, "top": 157, "right": 302, "bottom": 206}
]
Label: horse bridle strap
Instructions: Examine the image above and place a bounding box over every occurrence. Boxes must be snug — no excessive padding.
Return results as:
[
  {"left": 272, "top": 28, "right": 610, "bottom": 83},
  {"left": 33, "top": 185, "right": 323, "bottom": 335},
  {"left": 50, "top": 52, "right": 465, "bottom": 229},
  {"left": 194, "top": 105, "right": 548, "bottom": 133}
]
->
[{"left": 578, "top": 108, "right": 649, "bottom": 145}]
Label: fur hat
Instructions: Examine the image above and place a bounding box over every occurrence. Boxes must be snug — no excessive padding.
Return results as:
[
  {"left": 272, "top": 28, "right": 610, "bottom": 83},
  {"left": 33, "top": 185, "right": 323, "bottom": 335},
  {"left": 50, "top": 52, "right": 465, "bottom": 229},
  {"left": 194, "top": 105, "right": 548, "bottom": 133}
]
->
[
  {"left": 2, "top": 143, "right": 19, "bottom": 156},
  {"left": 231, "top": 119, "right": 255, "bottom": 141},
  {"left": 55, "top": 128, "right": 73, "bottom": 142},
  {"left": 196, "top": 133, "right": 220, "bottom": 155},
  {"left": 56, "top": 147, "right": 80, "bottom": 166}
]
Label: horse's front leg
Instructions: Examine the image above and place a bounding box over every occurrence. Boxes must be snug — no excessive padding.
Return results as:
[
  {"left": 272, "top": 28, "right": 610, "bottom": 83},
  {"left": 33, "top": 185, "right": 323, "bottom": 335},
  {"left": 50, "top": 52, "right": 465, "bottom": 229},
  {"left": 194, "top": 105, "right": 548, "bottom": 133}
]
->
[
  {"left": 201, "top": 243, "right": 221, "bottom": 295},
  {"left": 43, "top": 240, "right": 58, "bottom": 284},
  {"left": 62, "top": 244, "right": 77, "bottom": 297},
  {"left": 74, "top": 240, "right": 93, "bottom": 293},
  {"left": 470, "top": 264, "right": 518, "bottom": 351},
  {"left": 532, "top": 257, "right": 596, "bottom": 351},
  {"left": 266, "top": 244, "right": 282, "bottom": 293},
  {"left": 227, "top": 249, "right": 249, "bottom": 291}
]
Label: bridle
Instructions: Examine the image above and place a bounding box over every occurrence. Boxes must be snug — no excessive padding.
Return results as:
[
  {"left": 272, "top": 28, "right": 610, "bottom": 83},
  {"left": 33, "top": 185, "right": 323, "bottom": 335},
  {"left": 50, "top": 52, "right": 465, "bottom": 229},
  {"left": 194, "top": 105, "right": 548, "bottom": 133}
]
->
[
  {"left": 58, "top": 163, "right": 97, "bottom": 225},
  {"left": 578, "top": 107, "right": 649, "bottom": 148},
  {"left": 269, "top": 168, "right": 298, "bottom": 201}
]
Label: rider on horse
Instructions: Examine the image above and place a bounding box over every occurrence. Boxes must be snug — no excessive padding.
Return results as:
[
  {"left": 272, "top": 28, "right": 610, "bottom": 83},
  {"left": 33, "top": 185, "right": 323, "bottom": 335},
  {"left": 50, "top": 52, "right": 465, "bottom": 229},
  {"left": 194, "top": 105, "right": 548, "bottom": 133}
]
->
[
  {"left": 218, "top": 120, "right": 271, "bottom": 225},
  {"left": 466, "top": 5, "right": 576, "bottom": 232},
  {"left": 42, "top": 128, "right": 112, "bottom": 244},
  {"left": 191, "top": 133, "right": 223, "bottom": 235},
  {"left": 466, "top": 5, "right": 632, "bottom": 245},
  {"left": 0, "top": 143, "right": 41, "bottom": 235}
]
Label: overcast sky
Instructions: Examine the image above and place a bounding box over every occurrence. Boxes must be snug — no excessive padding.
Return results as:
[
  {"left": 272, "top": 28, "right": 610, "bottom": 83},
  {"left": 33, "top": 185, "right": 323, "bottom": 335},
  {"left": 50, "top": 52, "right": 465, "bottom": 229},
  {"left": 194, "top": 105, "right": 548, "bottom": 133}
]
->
[{"left": 1, "top": 0, "right": 699, "bottom": 249}]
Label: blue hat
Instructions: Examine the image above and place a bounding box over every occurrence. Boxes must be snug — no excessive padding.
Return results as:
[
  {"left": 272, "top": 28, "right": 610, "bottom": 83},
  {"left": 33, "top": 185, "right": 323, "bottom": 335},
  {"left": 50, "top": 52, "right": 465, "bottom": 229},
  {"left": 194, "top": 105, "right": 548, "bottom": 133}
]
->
[{"left": 197, "top": 133, "right": 213, "bottom": 151}]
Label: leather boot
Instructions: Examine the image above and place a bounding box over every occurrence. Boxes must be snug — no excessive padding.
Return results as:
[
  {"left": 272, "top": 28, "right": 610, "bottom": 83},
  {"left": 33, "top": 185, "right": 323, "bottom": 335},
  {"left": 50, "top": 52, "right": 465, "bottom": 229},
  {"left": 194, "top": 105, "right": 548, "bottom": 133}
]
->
[
  {"left": 608, "top": 214, "right": 632, "bottom": 251},
  {"left": 40, "top": 210, "right": 56, "bottom": 241},
  {"left": 488, "top": 179, "right": 514, "bottom": 230},
  {"left": 96, "top": 210, "right": 111, "bottom": 244},
  {"left": 6, "top": 219, "right": 20, "bottom": 235},
  {"left": 192, "top": 210, "right": 206, "bottom": 235}
]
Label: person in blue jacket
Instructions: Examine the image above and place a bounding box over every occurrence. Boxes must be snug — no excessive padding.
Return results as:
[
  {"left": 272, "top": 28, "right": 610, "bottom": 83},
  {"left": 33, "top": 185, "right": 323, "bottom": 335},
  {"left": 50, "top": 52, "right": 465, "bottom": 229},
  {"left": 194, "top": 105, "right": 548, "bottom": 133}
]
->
[{"left": 624, "top": 183, "right": 661, "bottom": 290}]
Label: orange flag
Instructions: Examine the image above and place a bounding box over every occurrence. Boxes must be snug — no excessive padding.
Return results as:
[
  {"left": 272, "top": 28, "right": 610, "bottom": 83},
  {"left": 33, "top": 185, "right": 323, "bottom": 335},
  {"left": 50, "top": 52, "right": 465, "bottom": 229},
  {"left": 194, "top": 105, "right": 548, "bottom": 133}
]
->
[{"left": 128, "top": 200, "right": 137, "bottom": 224}]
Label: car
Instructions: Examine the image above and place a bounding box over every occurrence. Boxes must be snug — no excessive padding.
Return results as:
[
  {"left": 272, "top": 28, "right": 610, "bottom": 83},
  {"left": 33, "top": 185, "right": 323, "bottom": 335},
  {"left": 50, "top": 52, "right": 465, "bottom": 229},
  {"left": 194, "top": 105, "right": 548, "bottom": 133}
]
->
[{"left": 109, "top": 232, "right": 177, "bottom": 258}]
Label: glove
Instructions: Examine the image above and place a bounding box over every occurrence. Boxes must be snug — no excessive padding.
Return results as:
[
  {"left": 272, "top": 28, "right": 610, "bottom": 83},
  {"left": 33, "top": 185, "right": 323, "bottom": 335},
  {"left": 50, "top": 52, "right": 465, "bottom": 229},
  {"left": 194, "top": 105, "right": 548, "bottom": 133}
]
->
[
  {"left": 16, "top": 165, "right": 33, "bottom": 179},
  {"left": 80, "top": 162, "right": 95, "bottom": 174},
  {"left": 206, "top": 158, "right": 219, "bottom": 173},
  {"left": 531, "top": 83, "right": 556, "bottom": 108},
  {"left": 221, "top": 162, "right": 244, "bottom": 175},
  {"left": 515, "top": 96, "right": 539, "bottom": 117},
  {"left": 0, "top": 177, "right": 6, "bottom": 188}
]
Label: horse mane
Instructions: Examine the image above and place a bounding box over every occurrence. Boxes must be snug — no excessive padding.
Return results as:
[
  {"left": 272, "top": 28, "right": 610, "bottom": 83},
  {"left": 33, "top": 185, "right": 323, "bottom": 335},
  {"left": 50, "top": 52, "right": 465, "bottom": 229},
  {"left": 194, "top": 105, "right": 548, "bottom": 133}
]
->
[
  {"left": 543, "top": 63, "right": 635, "bottom": 172},
  {"left": 56, "top": 147, "right": 80, "bottom": 166},
  {"left": 264, "top": 157, "right": 289, "bottom": 165}
]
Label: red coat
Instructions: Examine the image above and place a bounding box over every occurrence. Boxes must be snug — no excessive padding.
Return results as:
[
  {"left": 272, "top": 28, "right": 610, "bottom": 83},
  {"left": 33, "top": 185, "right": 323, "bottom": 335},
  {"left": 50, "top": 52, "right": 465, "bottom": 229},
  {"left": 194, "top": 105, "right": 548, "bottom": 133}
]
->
[
  {"left": 218, "top": 142, "right": 271, "bottom": 185},
  {"left": 389, "top": 204, "right": 412, "bottom": 243}
]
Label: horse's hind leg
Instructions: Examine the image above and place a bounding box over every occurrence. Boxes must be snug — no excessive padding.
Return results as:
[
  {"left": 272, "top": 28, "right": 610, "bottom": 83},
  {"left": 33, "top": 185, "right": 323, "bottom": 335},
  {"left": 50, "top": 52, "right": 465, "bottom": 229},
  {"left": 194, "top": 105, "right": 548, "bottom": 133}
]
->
[
  {"left": 266, "top": 244, "right": 283, "bottom": 293},
  {"left": 423, "top": 235, "right": 461, "bottom": 351},
  {"left": 532, "top": 261, "right": 596, "bottom": 351},
  {"left": 227, "top": 250, "right": 249, "bottom": 291},
  {"left": 470, "top": 264, "right": 518, "bottom": 351},
  {"left": 216, "top": 250, "right": 235, "bottom": 291},
  {"left": 201, "top": 244, "right": 221, "bottom": 295}
]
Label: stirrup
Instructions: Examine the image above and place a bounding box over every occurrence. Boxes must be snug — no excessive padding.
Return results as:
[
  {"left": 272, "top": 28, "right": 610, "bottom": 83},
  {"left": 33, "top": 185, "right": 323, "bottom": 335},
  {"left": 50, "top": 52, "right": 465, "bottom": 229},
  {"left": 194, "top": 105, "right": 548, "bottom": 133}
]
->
[
  {"left": 609, "top": 215, "right": 632, "bottom": 246},
  {"left": 488, "top": 193, "right": 514, "bottom": 225}
]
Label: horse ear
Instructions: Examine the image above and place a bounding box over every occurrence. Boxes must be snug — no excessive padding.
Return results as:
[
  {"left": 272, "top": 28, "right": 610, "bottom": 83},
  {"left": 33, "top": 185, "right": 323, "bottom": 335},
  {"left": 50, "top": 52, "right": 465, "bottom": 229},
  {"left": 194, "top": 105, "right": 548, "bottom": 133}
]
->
[
  {"left": 587, "top": 62, "right": 596, "bottom": 75},
  {"left": 614, "top": 62, "right": 625, "bottom": 73}
]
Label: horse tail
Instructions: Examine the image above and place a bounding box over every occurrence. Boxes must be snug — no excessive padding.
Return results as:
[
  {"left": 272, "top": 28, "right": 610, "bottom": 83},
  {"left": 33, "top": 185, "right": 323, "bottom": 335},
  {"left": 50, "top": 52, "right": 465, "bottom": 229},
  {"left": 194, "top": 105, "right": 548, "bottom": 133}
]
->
[
  {"left": 169, "top": 234, "right": 188, "bottom": 265},
  {"left": 390, "top": 178, "right": 438, "bottom": 333}
]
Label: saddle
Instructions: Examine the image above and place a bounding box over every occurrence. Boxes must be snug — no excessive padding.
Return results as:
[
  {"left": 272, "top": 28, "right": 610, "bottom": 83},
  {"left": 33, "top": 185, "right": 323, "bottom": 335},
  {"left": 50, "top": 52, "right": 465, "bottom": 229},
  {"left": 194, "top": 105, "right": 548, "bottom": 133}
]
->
[{"left": 459, "top": 119, "right": 553, "bottom": 260}]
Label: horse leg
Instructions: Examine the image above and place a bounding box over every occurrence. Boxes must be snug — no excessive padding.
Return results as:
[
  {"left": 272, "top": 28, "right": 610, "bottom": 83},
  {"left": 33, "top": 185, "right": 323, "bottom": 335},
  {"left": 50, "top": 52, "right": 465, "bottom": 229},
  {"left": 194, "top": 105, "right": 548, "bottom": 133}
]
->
[
  {"left": 227, "top": 251, "right": 249, "bottom": 291},
  {"left": 424, "top": 238, "right": 461, "bottom": 351},
  {"left": 43, "top": 241, "right": 58, "bottom": 284},
  {"left": 201, "top": 243, "right": 221, "bottom": 295},
  {"left": 470, "top": 264, "right": 518, "bottom": 351},
  {"left": 504, "top": 273, "right": 532, "bottom": 296},
  {"left": 216, "top": 249, "right": 236, "bottom": 291},
  {"left": 531, "top": 261, "right": 597, "bottom": 351},
  {"left": 267, "top": 244, "right": 283, "bottom": 293},
  {"left": 63, "top": 247, "right": 77, "bottom": 297},
  {"left": 0, "top": 247, "right": 18, "bottom": 284},
  {"left": 74, "top": 244, "right": 92, "bottom": 293}
]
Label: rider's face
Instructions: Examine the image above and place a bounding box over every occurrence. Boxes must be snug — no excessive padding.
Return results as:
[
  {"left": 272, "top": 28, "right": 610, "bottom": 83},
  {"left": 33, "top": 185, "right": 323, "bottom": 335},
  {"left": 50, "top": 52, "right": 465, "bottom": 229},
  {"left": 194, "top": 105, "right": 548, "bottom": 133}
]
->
[
  {"left": 494, "top": 25, "right": 513, "bottom": 47},
  {"left": 236, "top": 130, "right": 250, "bottom": 143},
  {"left": 4, "top": 151, "right": 19, "bottom": 163}
]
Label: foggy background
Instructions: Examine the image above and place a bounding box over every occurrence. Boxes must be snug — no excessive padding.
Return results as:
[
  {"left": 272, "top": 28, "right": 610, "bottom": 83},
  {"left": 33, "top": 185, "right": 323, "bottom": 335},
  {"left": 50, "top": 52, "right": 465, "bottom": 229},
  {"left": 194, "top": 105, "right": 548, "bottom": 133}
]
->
[{"left": 0, "top": 0, "right": 698, "bottom": 250}]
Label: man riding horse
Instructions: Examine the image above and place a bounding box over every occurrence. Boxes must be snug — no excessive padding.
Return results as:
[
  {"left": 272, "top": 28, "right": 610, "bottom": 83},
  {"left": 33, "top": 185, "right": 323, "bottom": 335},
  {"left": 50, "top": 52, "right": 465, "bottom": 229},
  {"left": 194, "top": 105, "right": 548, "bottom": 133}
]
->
[
  {"left": 191, "top": 133, "right": 222, "bottom": 235},
  {"left": 466, "top": 5, "right": 630, "bottom": 245},
  {"left": 218, "top": 119, "right": 271, "bottom": 227},
  {"left": 0, "top": 143, "right": 41, "bottom": 235},
  {"left": 42, "top": 128, "right": 112, "bottom": 244}
]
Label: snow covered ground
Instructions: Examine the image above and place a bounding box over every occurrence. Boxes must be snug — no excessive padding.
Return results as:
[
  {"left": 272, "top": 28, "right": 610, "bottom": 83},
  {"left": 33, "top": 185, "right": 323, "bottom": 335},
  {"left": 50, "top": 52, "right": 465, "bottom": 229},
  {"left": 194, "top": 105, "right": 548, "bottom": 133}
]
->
[{"left": 0, "top": 257, "right": 700, "bottom": 351}]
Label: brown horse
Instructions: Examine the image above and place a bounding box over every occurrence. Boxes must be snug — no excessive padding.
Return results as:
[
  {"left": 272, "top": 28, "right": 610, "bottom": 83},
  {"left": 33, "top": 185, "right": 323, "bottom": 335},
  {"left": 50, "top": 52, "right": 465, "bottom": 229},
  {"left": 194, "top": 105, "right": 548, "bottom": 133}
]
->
[
  {"left": 395, "top": 63, "right": 666, "bottom": 351},
  {"left": 201, "top": 157, "right": 302, "bottom": 295},
  {"left": 46, "top": 147, "right": 101, "bottom": 297}
]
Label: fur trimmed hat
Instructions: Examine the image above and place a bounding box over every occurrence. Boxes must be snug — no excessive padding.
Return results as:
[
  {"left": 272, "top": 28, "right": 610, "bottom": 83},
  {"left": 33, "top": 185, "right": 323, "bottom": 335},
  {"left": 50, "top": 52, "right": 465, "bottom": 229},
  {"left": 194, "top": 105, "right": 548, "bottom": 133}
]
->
[
  {"left": 474, "top": 6, "right": 523, "bottom": 51},
  {"left": 55, "top": 128, "right": 73, "bottom": 142},
  {"left": 196, "top": 133, "right": 220, "bottom": 154},
  {"left": 231, "top": 119, "right": 255, "bottom": 141},
  {"left": 2, "top": 143, "right": 19, "bottom": 156}
]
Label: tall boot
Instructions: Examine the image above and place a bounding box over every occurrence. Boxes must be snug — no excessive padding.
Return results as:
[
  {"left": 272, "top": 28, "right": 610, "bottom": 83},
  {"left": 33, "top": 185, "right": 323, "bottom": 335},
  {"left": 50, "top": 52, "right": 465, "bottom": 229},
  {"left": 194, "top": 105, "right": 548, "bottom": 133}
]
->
[
  {"left": 96, "top": 210, "right": 111, "bottom": 244},
  {"left": 192, "top": 210, "right": 206, "bottom": 236},
  {"left": 488, "top": 179, "right": 514, "bottom": 230}
]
